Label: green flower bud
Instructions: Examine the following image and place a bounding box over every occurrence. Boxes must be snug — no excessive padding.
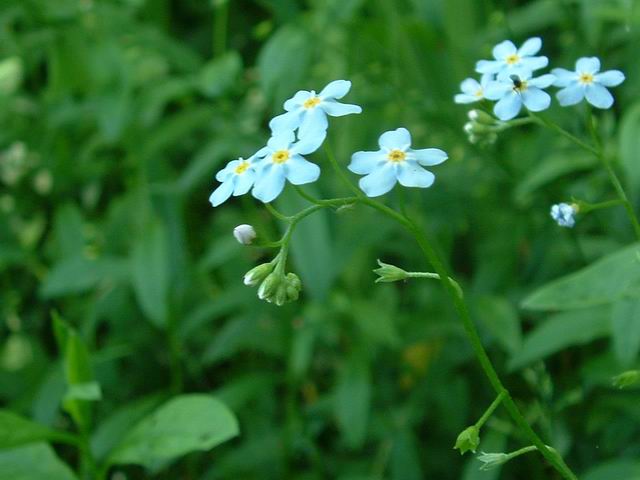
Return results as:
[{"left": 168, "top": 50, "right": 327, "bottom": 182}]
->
[
  {"left": 465, "top": 121, "right": 496, "bottom": 135},
  {"left": 284, "top": 273, "right": 302, "bottom": 303},
  {"left": 0, "top": 57, "right": 23, "bottom": 95},
  {"left": 454, "top": 425, "right": 480, "bottom": 455},
  {"left": 257, "top": 272, "right": 282, "bottom": 300},
  {"left": 373, "top": 260, "right": 408, "bottom": 283},
  {"left": 477, "top": 452, "right": 509, "bottom": 471},
  {"left": 244, "top": 263, "right": 274, "bottom": 286},
  {"left": 612, "top": 370, "right": 640, "bottom": 389},
  {"left": 468, "top": 109, "right": 496, "bottom": 125}
]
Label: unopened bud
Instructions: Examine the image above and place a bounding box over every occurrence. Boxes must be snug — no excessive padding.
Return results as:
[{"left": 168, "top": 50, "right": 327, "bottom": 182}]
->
[
  {"left": 233, "top": 224, "right": 256, "bottom": 245},
  {"left": 374, "top": 260, "right": 408, "bottom": 283},
  {"left": 257, "top": 272, "right": 282, "bottom": 300},
  {"left": 612, "top": 370, "right": 640, "bottom": 389},
  {"left": 243, "top": 263, "right": 274, "bottom": 286},
  {"left": 468, "top": 109, "right": 495, "bottom": 125},
  {"left": 454, "top": 426, "right": 480, "bottom": 455}
]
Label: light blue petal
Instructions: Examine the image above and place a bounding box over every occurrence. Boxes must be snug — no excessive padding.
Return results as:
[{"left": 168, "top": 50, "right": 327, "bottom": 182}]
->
[
  {"left": 298, "top": 107, "right": 328, "bottom": 140},
  {"left": 595, "top": 70, "right": 625, "bottom": 87},
  {"left": 519, "top": 56, "right": 548, "bottom": 71},
  {"left": 269, "top": 110, "right": 303, "bottom": 134},
  {"left": 497, "top": 67, "right": 531, "bottom": 81},
  {"left": 292, "top": 127, "right": 327, "bottom": 155},
  {"left": 551, "top": 68, "right": 576, "bottom": 87},
  {"left": 209, "top": 179, "right": 235, "bottom": 207},
  {"left": 378, "top": 128, "right": 411, "bottom": 150},
  {"left": 321, "top": 101, "right": 362, "bottom": 116},
  {"left": 410, "top": 148, "right": 448, "bottom": 166},
  {"left": 348, "top": 151, "right": 385, "bottom": 174},
  {"left": 585, "top": 83, "right": 614, "bottom": 109},
  {"left": 493, "top": 40, "right": 516, "bottom": 59},
  {"left": 215, "top": 160, "right": 239, "bottom": 181},
  {"left": 521, "top": 88, "right": 550, "bottom": 112},
  {"left": 460, "top": 78, "right": 481, "bottom": 95},
  {"left": 319, "top": 80, "right": 351, "bottom": 99},
  {"left": 359, "top": 164, "right": 397, "bottom": 197},
  {"left": 494, "top": 91, "right": 522, "bottom": 120},
  {"left": 233, "top": 170, "right": 256, "bottom": 196},
  {"left": 454, "top": 93, "right": 480, "bottom": 104},
  {"left": 475, "top": 59, "right": 503, "bottom": 74},
  {"left": 576, "top": 57, "right": 600, "bottom": 74},
  {"left": 252, "top": 165, "right": 286, "bottom": 203},
  {"left": 267, "top": 129, "right": 295, "bottom": 151},
  {"left": 483, "top": 81, "right": 511, "bottom": 100},
  {"left": 396, "top": 162, "right": 435, "bottom": 188},
  {"left": 284, "top": 155, "right": 321, "bottom": 185},
  {"left": 284, "top": 90, "right": 312, "bottom": 111},
  {"left": 528, "top": 73, "right": 555, "bottom": 89},
  {"left": 517, "top": 37, "right": 542, "bottom": 56},
  {"left": 556, "top": 85, "right": 585, "bottom": 106},
  {"left": 480, "top": 73, "right": 494, "bottom": 87}
]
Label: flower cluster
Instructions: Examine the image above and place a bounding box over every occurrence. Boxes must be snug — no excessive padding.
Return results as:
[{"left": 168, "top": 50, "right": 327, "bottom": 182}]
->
[
  {"left": 210, "top": 80, "right": 361, "bottom": 206},
  {"left": 454, "top": 37, "right": 625, "bottom": 120}
]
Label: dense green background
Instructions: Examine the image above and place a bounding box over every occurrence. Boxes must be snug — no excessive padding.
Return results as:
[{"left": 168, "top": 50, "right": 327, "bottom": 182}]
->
[{"left": 2, "top": 0, "right": 640, "bottom": 478}]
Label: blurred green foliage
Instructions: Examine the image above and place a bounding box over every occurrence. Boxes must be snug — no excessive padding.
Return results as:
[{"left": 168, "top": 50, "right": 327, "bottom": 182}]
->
[{"left": 1, "top": 0, "right": 640, "bottom": 478}]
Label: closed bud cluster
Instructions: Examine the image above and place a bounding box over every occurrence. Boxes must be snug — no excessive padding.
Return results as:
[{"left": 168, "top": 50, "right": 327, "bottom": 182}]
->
[
  {"left": 243, "top": 263, "right": 274, "bottom": 286},
  {"left": 612, "top": 370, "right": 640, "bottom": 389},
  {"left": 255, "top": 270, "right": 302, "bottom": 306},
  {"left": 465, "top": 110, "right": 499, "bottom": 146},
  {"left": 373, "top": 259, "right": 409, "bottom": 283},
  {"left": 454, "top": 425, "right": 480, "bottom": 455}
]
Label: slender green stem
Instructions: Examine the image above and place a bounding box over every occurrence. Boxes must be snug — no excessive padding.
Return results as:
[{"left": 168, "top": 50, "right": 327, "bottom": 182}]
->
[
  {"left": 212, "top": 0, "right": 228, "bottom": 57},
  {"left": 476, "top": 391, "right": 506, "bottom": 429},
  {"left": 167, "top": 307, "right": 183, "bottom": 394},
  {"left": 528, "top": 112, "right": 598, "bottom": 155},
  {"left": 405, "top": 271, "right": 463, "bottom": 299},
  {"left": 577, "top": 198, "right": 624, "bottom": 214},
  {"left": 325, "top": 142, "right": 365, "bottom": 198},
  {"left": 265, "top": 202, "right": 291, "bottom": 221},
  {"left": 293, "top": 185, "right": 323, "bottom": 205},
  {"left": 586, "top": 111, "right": 640, "bottom": 241}
]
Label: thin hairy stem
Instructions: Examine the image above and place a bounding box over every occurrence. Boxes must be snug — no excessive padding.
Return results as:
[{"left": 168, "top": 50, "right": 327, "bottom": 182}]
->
[{"left": 476, "top": 391, "right": 506, "bottom": 429}]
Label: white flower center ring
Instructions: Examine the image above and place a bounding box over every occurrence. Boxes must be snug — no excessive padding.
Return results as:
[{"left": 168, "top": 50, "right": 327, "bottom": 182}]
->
[{"left": 387, "top": 149, "right": 406, "bottom": 163}]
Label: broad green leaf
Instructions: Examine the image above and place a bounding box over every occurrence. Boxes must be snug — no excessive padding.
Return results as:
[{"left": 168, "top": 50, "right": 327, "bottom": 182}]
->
[
  {"left": 0, "top": 443, "right": 77, "bottom": 480},
  {"left": 108, "top": 394, "right": 239, "bottom": 470},
  {"left": 509, "top": 307, "right": 610, "bottom": 370},
  {"left": 473, "top": 296, "right": 522, "bottom": 354},
  {"left": 0, "top": 411, "right": 70, "bottom": 449},
  {"left": 521, "top": 244, "right": 640, "bottom": 311},
  {"left": 130, "top": 221, "right": 170, "bottom": 328},
  {"left": 619, "top": 102, "right": 640, "bottom": 199},
  {"left": 64, "top": 382, "right": 102, "bottom": 402},
  {"left": 334, "top": 354, "right": 371, "bottom": 449},
  {"left": 41, "top": 256, "right": 128, "bottom": 298},
  {"left": 611, "top": 297, "right": 640, "bottom": 367},
  {"left": 198, "top": 51, "right": 242, "bottom": 98}
]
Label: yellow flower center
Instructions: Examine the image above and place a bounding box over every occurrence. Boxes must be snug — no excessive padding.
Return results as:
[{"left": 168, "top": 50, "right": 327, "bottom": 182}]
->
[
  {"left": 578, "top": 72, "right": 594, "bottom": 85},
  {"left": 303, "top": 96, "right": 321, "bottom": 109},
  {"left": 234, "top": 161, "right": 250, "bottom": 175},
  {"left": 387, "top": 149, "right": 406, "bottom": 163},
  {"left": 474, "top": 88, "right": 484, "bottom": 98},
  {"left": 505, "top": 54, "right": 520, "bottom": 65},
  {"left": 272, "top": 150, "right": 290, "bottom": 164}
]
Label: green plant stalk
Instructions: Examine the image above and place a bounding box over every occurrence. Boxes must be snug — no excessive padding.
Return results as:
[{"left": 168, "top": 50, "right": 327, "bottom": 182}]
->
[
  {"left": 476, "top": 391, "right": 506, "bottom": 429},
  {"left": 405, "top": 271, "right": 464, "bottom": 298},
  {"left": 213, "top": 0, "right": 228, "bottom": 57}
]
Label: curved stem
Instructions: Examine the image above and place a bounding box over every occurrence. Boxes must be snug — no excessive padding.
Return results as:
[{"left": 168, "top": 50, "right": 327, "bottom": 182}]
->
[{"left": 528, "top": 112, "right": 598, "bottom": 155}]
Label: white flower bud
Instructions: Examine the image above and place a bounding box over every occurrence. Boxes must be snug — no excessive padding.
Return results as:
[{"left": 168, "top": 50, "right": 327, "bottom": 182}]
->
[{"left": 233, "top": 224, "right": 256, "bottom": 245}]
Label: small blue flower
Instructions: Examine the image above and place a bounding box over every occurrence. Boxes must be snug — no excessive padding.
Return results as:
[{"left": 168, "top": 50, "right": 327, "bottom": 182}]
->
[
  {"left": 484, "top": 69, "right": 555, "bottom": 121},
  {"left": 550, "top": 203, "right": 577, "bottom": 228},
  {"left": 454, "top": 74, "right": 494, "bottom": 104},
  {"left": 552, "top": 57, "right": 625, "bottom": 109},
  {"left": 269, "top": 80, "right": 362, "bottom": 138},
  {"left": 209, "top": 156, "right": 258, "bottom": 207},
  {"left": 251, "top": 129, "right": 326, "bottom": 203},
  {"left": 476, "top": 37, "right": 548, "bottom": 75},
  {"left": 348, "top": 128, "right": 447, "bottom": 198}
]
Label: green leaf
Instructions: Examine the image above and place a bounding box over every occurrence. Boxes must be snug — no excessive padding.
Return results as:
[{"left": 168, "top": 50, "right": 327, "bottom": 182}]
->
[
  {"left": 509, "top": 307, "right": 610, "bottom": 370},
  {"left": 611, "top": 297, "right": 640, "bottom": 367},
  {"left": 0, "top": 411, "right": 69, "bottom": 449},
  {"left": 0, "top": 443, "right": 78, "bottom": 480},
  {"left": 64, "top": 382, "right": 102, "bottom": 402},
  {"left": 619, "top": 102, "right": 640, "bottom": 199},
  {"left": 130, "top": 221, "right": 170, "bottom": 328},
  {"left": 521, "top": 244, "right": 640, "bottom": 311},
  {"left": 41, "top": 256, "right": 127, "bottom": 298},
  {"left": 198, "top": 51, "right": 242, "bottom": 98},
  {"left": 473, "top": 296, "right": 522, "bottom": 354},
  {"left": 108, "top": 394, "right": 239, "bottom": 470},
  {"left": 334, "top": 353, "right": 371, "bottom": 449}
]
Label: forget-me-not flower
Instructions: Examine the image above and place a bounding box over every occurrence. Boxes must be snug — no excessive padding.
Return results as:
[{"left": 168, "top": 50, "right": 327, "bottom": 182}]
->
[
  {"left": 269, "top": 80, "right": 362, "bottom": 138},
  {"left": 454, "top": 73, "right": 494, "bottom": 104},
  {"left": 484, "top": 69, "right": 555, "bottom": 121},
  {"left": 552, "top": 57, "right": 625, "bottom": 109},
  {"left": 476, "top": 37, "right": 548, "bottom": 75},
  {"left": 251, "top": 129, "right": 326, "bottom": 203},
  {"left": 550, "top": 203, "right": 577, "bottom": 228},
  {"left": 209, "top": 156, "right": 258, "bottom": 207},
  {"left": 348, "top": 128, "right": 447, "bottom": 197}
]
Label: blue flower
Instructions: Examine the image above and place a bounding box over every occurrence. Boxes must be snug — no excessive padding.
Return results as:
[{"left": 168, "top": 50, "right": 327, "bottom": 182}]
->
[
  {"left": 552, "top": 57, "right": 625, "bottom": 109},
  {"left": 209, "top": 156, "right": 258, "bottom": 207},
  {"left": 476, "top": 37, "right": 548, "bottom": 75},
  {"left": 251, "top": 129, "right": 326, "bottom": 203},
  {"left": 348, "top": 128, "right": 447, "bottom": 198},
  {"left": 454, "top": 74, "right": 494, "bottom": 104},
  {"left": 269, "top": 80, "right": 362, "bottom": 138},
  {"left": 484, "top": 69, "right": 555, "bottom": 121},
  {"left": 550, "top": 203, "right": 577, "bottom": 228}
]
